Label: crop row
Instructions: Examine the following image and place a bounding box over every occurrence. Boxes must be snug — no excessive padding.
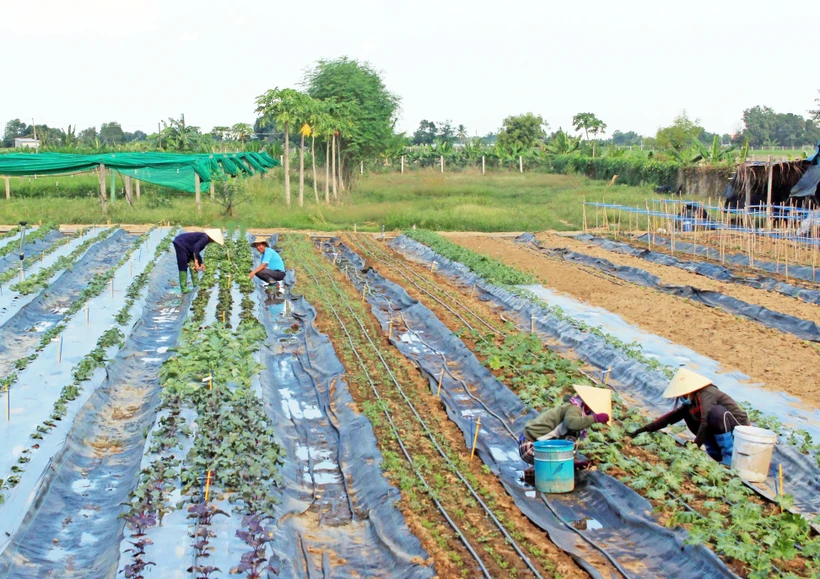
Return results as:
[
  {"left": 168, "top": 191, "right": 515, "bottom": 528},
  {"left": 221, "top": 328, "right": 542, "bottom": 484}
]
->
[
  {"left": 121, "top": 232, "right": 283, "bottom": 579},
  {"left": 394, "top": 231, "right": 820, "bottom": 577}
]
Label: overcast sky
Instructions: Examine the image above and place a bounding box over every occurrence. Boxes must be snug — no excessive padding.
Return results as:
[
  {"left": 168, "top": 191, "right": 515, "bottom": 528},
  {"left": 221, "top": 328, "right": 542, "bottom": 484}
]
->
[{"left": 2, "top": 0, "right": 817, "bottom": 139}]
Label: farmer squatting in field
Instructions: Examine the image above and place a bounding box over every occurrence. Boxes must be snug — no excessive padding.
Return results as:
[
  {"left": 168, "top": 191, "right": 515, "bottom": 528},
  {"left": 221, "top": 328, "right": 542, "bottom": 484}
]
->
[
  {"left": 249, "top": 236, "right": 286, "bottom": 293},
  {"left": 172, "top": 229, "right": 225, "bottom": 294},
  {"left": 628, "top": 368, "right": 750, "bottom": 466},
  {"left": 518, "top": 385, "right": 611, "bottom": 483}
]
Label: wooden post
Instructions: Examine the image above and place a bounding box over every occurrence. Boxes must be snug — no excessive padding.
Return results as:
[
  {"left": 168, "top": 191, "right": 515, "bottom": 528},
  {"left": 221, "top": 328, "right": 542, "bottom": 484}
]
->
[
  {"left": 208, "top": 180, "right": 214, "bottom": 200},
  {"left": 360, "top": 161, "right": 364, "bottom": 175},
  {"left": 766, "top": 157, "right": 773, "bottom": 230},
  {"left": 744, "top": 168, "right": 751, "bottom": 215},
  {"left": 4, "top": 176, "right": 8, "bottom": 200},
  {"left": 195, "top": 173, "right": 201, "bottom": 212},
  {"left": 519, "top": 156, "right": 523, "bottom": 173},
  {"left": 98, "top": 164, "right": 108, "bottom": 205},
  {"left": 440, "top": 156, "right": 444, "bottom": 174},
  {"left": 482, "top": 155, "right": 485, "bottom": 175},
  {"left": 401, "top": 155, "right": 404, "bottom": 174},
  {"left": 135, "top": 179, "right": 141, "bottom": 200},
  {"left": 110, "top": 169, "right": 115, "bottom": 202},
  {"left": 124, "top": 176, "right": 133, "bottom": 206}
]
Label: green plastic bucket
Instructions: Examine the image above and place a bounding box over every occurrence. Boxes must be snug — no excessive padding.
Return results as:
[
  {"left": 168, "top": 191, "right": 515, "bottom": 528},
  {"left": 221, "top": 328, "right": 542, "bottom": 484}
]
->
[{"left": 533, "top": 439, "right": 575, "bottom": 493}]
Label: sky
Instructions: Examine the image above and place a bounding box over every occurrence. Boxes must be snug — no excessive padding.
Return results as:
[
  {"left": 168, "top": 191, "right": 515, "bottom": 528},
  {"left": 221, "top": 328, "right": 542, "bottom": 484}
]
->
[{"left": 2, "top": 0, "right": 818, "bottom": 139}]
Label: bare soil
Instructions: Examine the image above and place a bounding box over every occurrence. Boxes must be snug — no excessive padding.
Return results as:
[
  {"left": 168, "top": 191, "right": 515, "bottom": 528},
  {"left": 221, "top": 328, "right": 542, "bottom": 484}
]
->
[{"left": 446, "top": 234, "right": 820, "bottom": 410}]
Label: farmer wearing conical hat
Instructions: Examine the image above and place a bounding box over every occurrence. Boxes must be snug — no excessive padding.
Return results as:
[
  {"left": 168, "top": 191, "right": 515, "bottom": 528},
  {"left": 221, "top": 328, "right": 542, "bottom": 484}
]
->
[
  {"left": 628, "top": 368, "right": 749, "bottom": 466},
  {"left": 249, "top": 236, "right": 285, "bottom": 292},
  {"left": 172, "top": 229, "right": 224, "bottom": 294},
  {"left": 519, "top": 385, "right": 610, "bottom": 482}
]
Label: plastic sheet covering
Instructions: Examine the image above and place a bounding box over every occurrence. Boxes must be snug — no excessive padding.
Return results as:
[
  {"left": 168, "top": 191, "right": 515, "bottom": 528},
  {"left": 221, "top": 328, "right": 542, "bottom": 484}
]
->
[
  {"left": 790, "top": 164, "right": 820, "bottom": 199},
  {"left": 571, "top": 233, "right": 820, "bottom": 305},
  {"left": 0, "top": 229, "right": 63, "bottom": 277},
  {"left": 256, "top": 274, "right": 434, "bottom": 577},
  {"left": 0, "top": 253, "right": 191, "bottom": 577},
  {"left": 325, "top": 239, "right": 737, "bottom": 579},
  {"left": 0, "top": 229, "right": 171, "bottom": 552},
  {"left": 639, "top": 233, "right": 820, "bottom": 285},
  {"left": 515, "top": 234, "right": 820, "bottom": 342},
  {"left": 392, "top": 235, "right": 820, "bottom": 523},
  {"left": 0, "top": 229, "right": 136, "bottom": 380}
]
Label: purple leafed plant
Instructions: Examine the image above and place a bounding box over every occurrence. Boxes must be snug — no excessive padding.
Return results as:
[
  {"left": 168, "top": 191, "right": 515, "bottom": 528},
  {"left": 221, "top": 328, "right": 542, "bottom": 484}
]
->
[
  {"left": 187, "top": 564, "right": 221, "bottom": 579},
  {"left": 230, "top": 515, "right": 280, "bottom": 577},
  {"left": 119, "top": 512, "right": 158, "bottom": 578}
]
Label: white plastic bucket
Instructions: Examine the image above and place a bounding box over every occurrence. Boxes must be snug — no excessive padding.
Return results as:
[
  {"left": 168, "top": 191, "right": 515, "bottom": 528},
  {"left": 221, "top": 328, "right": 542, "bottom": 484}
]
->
[{"left": 731, "top": 425, "right": 777, "bottom": 482}]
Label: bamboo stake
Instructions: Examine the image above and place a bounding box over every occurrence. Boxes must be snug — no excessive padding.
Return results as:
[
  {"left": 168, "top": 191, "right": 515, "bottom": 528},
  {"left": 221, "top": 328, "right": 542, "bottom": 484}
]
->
[
  {"left": 470, "top": 417, "right": 481, "bottom": 461},
  {"left": 205, "top": 470, "right": 212, "bottom": 502},
  {"left": 437, "top": 368, "right": 445, "bottom": 398}
]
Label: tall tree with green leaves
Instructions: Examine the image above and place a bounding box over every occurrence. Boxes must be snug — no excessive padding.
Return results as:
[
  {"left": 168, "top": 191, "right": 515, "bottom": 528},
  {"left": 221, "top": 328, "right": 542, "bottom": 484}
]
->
[
  {"left": 255, "top": 87, "right": 304, "bottom": 207},
  {"left": 230, "top": 123, "right": 254, "bottom": 144},
  {"left": 572, "top": 112, "right": 607, "bottom": 156},
  {"left": 497, "top": 113, "right": 547, "bottom": 156},
  {"left": 655, "top": 111, "right": 704, "bottom": 152},
  {"left": 304, "top": 57, "right": 400, "bottom": 190},
  {"left": 160, "top": 114, "right": 202, "bottom": 152},
  {"left": 456, "top": 124, "right": 468, "bottom": 145}
]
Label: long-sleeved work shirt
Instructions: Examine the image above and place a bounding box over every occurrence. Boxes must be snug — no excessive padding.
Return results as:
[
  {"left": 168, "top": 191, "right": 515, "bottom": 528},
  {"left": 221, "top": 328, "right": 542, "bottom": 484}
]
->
[
  {"left": 641, "top": 385, "right": 749, "bottom": 446},
  {"left": 525, "top": 403, "right": 596, "bottom": 441},
  {"left": 173, "top": 232, "right": 211, "bottom": 266}
]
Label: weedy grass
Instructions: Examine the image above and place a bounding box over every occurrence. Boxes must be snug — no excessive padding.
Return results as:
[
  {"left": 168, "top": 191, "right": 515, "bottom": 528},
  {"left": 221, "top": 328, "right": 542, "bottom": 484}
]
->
[{"left": 0, "top": 170, "right": 673, "bottom": 232}]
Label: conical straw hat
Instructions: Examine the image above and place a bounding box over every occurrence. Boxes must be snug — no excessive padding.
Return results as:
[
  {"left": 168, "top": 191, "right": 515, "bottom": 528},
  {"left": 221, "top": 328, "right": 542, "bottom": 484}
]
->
[
  {"left": 249, "top": 236, "right": 269, "bottom": 247},
  {"left": 204, "top": 229, "right": 224, "bottom": 246},
  {"left": 573, "top": 385, "right": 611, "bottom": 423},
  {"left": 662, "top": 368, "right": 711, "bottom": 398}
]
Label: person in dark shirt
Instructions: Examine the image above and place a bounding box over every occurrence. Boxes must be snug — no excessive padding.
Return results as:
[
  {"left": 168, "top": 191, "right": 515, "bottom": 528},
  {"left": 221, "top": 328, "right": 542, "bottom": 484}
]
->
[
  {"left": 172, "top": 229, "right": 224, "bottom": 293},
  {"left": 628, "top": 368, "right": 749, "bottom": 465}
]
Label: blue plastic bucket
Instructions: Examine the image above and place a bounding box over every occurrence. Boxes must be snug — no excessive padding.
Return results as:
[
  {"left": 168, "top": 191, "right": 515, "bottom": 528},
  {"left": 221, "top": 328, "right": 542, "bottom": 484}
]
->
[{"left": 533, "top": 440, "right": 575, "bottom": 493}]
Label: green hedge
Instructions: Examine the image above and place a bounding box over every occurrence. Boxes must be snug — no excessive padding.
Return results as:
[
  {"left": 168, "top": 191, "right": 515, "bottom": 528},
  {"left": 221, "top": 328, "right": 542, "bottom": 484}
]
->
[{"left": 546, "top": 155, "right": 680, "bottom": 187}]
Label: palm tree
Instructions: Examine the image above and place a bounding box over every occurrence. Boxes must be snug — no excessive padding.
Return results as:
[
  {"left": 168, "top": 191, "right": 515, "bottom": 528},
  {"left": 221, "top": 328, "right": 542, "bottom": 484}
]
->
[
  {"left": 456, "top": 124, "right": 468, "bottom": 145},
  {"left": 230, "top": 123, "right": 254, "bottom": 145},
  {"left": 255, "top": 88, "right": 303, "bottom": 207},
  {"left": 572, "top": 113, "right": 607, "bottom": 157},
  {"left": 308, "top": 103, "right": 330, "bottom": 204}
]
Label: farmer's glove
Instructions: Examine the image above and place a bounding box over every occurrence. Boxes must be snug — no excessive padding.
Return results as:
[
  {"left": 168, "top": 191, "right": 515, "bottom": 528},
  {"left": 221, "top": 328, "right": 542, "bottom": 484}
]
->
[
  {"left": 693, "top": 436, "right": 704, "bottom": 448},
  {"left": 628, "top": 427, "right": 647, "bottom": 438},
  {"left": 574, "top": 459, "right": 592, "bottom": 471},
  {"left": 593, "top": 413, "right": 610, "bottom": 424}
]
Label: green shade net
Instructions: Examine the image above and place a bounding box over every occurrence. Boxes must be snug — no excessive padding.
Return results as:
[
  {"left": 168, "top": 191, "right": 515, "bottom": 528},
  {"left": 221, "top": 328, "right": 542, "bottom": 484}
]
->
[{"left": 0, "top": 152, "right": 279, "bottom": 194}]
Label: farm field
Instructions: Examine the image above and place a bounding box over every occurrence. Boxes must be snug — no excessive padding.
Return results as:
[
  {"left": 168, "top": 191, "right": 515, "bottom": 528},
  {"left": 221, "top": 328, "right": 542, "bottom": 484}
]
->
[{"left": 0, "top": 224, "right": 819, "bottom": 578}]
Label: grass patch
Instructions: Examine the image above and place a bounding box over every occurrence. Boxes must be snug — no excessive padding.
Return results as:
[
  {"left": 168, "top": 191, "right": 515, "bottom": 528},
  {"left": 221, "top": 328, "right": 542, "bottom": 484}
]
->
[{"left": 0, "top": 169, "right": 672, "bottom": 232}]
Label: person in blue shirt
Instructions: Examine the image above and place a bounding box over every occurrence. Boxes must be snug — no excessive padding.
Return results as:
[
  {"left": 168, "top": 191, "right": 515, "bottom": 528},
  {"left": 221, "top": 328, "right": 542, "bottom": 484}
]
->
[
  {"left": 249, "top": 236, "right": 285, "bottom": 290},
  {"left": 172, "top": 229, "right": 224, "bottom": 293}
]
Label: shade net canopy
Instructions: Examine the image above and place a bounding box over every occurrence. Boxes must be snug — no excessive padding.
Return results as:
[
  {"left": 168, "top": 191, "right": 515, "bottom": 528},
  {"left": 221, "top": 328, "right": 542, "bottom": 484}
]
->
[{"left": 0, "top": 152, "right": 278, "bottom": 194}]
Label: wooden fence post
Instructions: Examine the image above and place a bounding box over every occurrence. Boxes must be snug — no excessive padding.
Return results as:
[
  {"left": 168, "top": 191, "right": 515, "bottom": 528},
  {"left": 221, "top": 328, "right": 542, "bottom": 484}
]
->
[
  {"left": 401, "top": 156, "right": 404, "bottom": 174},
  {"left": 98, "top": 164, "right": 108, "bottom": 206},
  {"left": 482, "top": 156, "right": 485, "bottom": 175},
  {"left": 195, "top": 173, "right": 202, "bottom": 212},
  {"left": 519, "top": 156, "right": 523, "bottom": 173},
  {"left": 135, "top": 179, "right": 141, "bottom": 200},
  {"left": 440, "top": 156, "right": 444, "bottom": 174},
  {"left": 210, "top": 181, "right": 215, "bottom": 200},
  {"left": 124, "top": 176, "right": 133, "bottom": 206},
  {"left": 766, "top": 156, "right": 773, "bottom": 230},
  {"left": 4, "top": 176, "right": 9, "bottom": 200}
]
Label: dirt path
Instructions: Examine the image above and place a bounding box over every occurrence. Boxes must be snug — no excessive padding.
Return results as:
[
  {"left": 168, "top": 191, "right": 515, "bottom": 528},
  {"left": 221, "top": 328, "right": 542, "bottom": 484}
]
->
[
  {"left": 446, "top": 234, "right": 820, "bottom": 410},
  {"left": 535, "top": 232, "right": 820, "bottom": 325}
]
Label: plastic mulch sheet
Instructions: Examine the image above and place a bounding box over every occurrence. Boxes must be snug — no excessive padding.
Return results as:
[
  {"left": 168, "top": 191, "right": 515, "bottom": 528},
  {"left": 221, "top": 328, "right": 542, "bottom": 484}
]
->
[
  {"left": 255, "top": 272, "right": 434, "bottom": 577},
  {"left": 638, "top": 233, "right": 820, "bottom": 285},
  {"left": 0, "top": 228, "right": 137, "bottom": 380},
  {"left": 514, "top": 234, "right": 820, "bottom": 342},
  {"left": 323, "top": 239, "right": 737, "bottom": 579},
  {"left": 571, "top": 233, "right": 820, "bottom": 305},
  {"left": 0, "top": 254, "right": 191, "bottom": 577},
  {"left": 391, "top": 235, "right": 820, "bottom": 526},
  {"left": 0, "top": 229, "right": 64, "bottom": 277}
]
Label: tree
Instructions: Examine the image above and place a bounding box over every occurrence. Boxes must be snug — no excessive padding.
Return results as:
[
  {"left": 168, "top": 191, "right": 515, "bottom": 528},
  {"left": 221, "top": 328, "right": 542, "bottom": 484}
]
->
[
  {"left": 412, "top": 120, "right": 437, "bottom": 145},
  {"left": 99, "top": 122, "right": 126, "bottom": 145},
  {"left": 737, "top": 105, "right": 820, "bottom": 147},
  {"left": 655, "top": 111, "right": 703, "bottom": 151},
  {"left": 160, "top": 114, "right": 202, "bottom": 152},
  {"left": 211, "top": 126, "right": 230, "bottom": 141},
  {"left": 230, "top": 123, "right": 254, "bottom": 144},
  {"left": 545, "top": 129, "right": 581, "bottom": 155},
  {"left": 255, "top": 87, "right": 304, "bottom": 207},
  {"left": 3, "top": 119, "right": 30, "bottom": 147},
  {"left": 456, "top": 124, "right": 468, "bottom": 145},
  {"left": 78, "top": 127, "right": 98, "bottom": 146},
  {"left": 304, "top": 57, "right": 400, "bottom": 188},
  {"left": 213, "top": 177, "right": 248, "bottom": 217},
  {"left": 572, "top": 113, "right": 607, "bottom": 142},
  {"left": 497, "top": 113, "right": 547, "bottom": 153},
  {"left": 810, "top": 90, "right": 820, "bottom": 123},
  {"left": 611, "top": 130, "right": 642, "bottom": 146}
]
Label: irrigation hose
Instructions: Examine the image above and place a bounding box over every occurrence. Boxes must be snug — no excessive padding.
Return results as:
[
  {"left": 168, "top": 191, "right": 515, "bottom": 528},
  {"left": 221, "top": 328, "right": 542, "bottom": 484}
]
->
[
  {"left": 300, "top": 260, "right": 493, "bottom": 579},
  {"left": 303, "top": 253, "right": 544, "bottom": 579}
]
